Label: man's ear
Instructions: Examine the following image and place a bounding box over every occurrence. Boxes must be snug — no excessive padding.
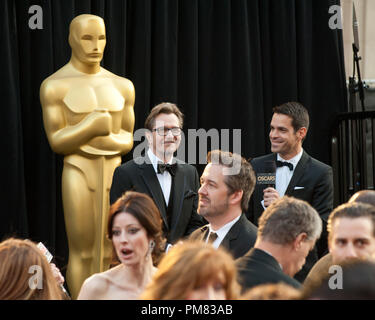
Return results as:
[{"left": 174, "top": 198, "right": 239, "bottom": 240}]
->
[
  {"left": 293, "top": 233, "right": 307, "bottom": 250},
  {"left": 297, "top": 127, "right": 307, "bottom": 141},
  {"left": 229, "top": 190, "right": 243, "bottom": 206}
]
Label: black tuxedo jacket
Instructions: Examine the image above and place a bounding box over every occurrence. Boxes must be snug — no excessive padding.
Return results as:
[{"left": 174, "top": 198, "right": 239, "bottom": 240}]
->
[
  {"left": 248, "top": 151, "right": 333, "bottom": 225},
  {"left": 110, "top": 156, "right": 204, "bottom": 244},
  {"left": 236, "top": 248, "right": 301, "bottom": 292},
  {"left": 189, "top": 214, "right": 258, "bottom": 259},
  {"left": 247, "top": 150, "right": 333, "bottom": 281}
]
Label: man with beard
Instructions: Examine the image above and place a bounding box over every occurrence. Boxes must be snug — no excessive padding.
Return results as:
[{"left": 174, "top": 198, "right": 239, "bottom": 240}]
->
[
  {"left": 189, "top": 150, "right": 258, "bottom": 259},
  {"left": 110, "top": 103, "right": 204, "bottom": 247}
]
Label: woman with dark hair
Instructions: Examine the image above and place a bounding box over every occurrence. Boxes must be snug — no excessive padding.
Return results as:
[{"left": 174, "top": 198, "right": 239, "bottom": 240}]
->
[{"left": 78, "top": 191, "right": 164, "bottom": 299}]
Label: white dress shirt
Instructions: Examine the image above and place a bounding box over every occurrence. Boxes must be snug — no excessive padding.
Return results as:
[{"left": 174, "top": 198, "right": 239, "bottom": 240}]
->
[
  {"left": 261, "top": 149, "right": 304, "bottom": 209},
  {"left": 276, "top": 149, "right": 303, "bottom": 197},
  {"left": 147, "top": 149, "right": 173, "bottom": 205},
  {"left": 206, "top": 215, "right": 241, "bottom": 249}
]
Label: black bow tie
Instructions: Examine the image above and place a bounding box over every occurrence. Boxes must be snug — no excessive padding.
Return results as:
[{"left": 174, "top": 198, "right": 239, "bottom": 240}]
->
[
  {"left": 276, "top": 160, "right": 294, "bottom": 171},
  {"left": 157, "top": 162, "right": 177, "bottom": 176}
]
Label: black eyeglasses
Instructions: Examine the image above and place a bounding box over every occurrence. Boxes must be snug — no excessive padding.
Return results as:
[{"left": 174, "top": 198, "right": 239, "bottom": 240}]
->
[{"left": 152, "top": 127, "right": 182, "bottom": 136}]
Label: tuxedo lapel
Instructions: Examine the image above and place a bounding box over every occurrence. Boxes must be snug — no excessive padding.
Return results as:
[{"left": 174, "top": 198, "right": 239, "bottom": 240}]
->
[
  {"left": 170, "top": 163, "right": 186, "bottom": 234},
  {"left": 220, "top": 215, "right": 242, "bottom": 251},
  {"left": 285, "top": 151, "right": 309, "bottom": 195},
  {"left": 220, "top": 235, "right": 231, "bottom": 250},
  {"left": 139, "top": 157, "right": 169, "bottom": 230}
]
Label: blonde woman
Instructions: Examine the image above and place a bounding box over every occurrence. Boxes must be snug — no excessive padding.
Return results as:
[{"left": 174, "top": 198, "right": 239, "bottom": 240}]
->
[
  {"left": 141, "top": 240, "right": 240, "bottom": 300},
  {"left": 0, "top": 238, "right": 63, "bottom": 300}
]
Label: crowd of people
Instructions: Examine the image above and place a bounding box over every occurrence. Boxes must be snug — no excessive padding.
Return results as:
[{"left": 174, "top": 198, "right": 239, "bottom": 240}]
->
[
  {"left": 2, "top": 189, "right": 375, "bottom": 300},
  {"left": 2, "top": 101, "right": 375, "bottom": 300}
]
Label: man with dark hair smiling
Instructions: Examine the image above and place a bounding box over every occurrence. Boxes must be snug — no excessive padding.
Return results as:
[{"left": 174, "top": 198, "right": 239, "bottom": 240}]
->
[{"left": 248, "top": 102, "right": 333, "bottom": 281}]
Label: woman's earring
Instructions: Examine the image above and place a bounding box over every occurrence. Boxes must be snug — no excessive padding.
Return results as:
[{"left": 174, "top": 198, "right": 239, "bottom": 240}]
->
[{"left": 149, "top": 240, "right": 155, "bottom": 250}]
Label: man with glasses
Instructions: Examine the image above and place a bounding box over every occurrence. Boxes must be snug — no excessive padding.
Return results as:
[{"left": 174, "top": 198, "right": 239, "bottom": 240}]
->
[{"left": 110, "top": 103, "right": 204, "bottom": 246}]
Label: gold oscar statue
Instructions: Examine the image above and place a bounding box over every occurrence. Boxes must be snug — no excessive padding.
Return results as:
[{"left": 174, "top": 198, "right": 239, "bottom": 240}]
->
[{"left": 40, "top": 14, "right": 135, "bottom": 299}]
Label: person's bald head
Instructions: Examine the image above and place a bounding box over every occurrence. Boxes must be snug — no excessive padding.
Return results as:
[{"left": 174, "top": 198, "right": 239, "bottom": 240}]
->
[{"left": 349, "top": 190, "right": 375, "bottom": 207}]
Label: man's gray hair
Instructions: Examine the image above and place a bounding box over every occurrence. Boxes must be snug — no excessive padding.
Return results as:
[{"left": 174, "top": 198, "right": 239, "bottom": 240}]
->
[{"left": 258, "top": 196, "right": 322, "bottom": 244}]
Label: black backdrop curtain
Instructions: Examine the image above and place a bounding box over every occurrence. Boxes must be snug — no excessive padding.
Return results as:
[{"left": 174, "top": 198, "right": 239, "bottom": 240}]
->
[{"left": 1, "top": 0, "right": 347, "bottom": 276}]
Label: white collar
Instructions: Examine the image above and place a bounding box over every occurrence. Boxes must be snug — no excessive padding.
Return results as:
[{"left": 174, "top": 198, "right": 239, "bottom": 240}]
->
[
  {"left": 209, "top": 214, "right": 241, "bottom": 239},
  {"left": 277, "top": 148, "right": 303, "bottom": 168},
  {"left": 147, "top": 149, "right": 174, "bottom": 173}
]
